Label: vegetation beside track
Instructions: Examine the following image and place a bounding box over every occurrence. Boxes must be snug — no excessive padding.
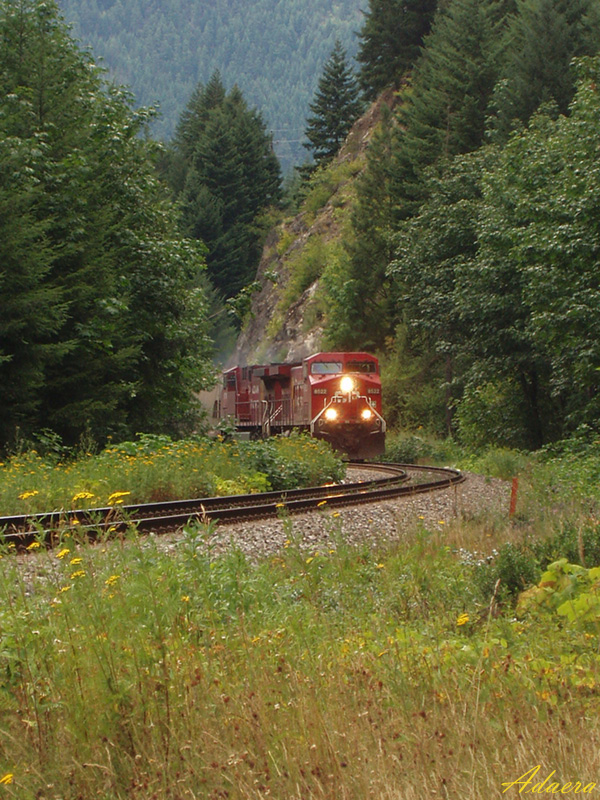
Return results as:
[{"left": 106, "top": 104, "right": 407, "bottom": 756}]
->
[
  {"left": 0, "top": 433, "right": 345, "bottom": 517},
  {"left": 1, "top": 443, "right": 600, "bottom": 797}
]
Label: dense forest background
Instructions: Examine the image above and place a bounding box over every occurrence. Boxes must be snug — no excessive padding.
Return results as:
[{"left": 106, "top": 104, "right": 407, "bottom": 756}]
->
[
  {"left": 3, "top": 0, "right": 600, "bottom": 454},
  {"left": 57, "top": 0, "right": 364, "bottom": 172}
]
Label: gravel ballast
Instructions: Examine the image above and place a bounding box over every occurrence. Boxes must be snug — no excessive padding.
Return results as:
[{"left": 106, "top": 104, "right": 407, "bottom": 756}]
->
[{"left": 13, "top": 470, "right": 512, "bottom": 586}]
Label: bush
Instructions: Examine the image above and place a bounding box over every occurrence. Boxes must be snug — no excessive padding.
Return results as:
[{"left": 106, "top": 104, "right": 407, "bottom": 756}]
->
[{"left": 471, "top": 542, "right": 540, "bottom": 603}]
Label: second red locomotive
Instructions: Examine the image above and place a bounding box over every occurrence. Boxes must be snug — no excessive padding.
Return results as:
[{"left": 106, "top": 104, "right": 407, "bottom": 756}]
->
[{"left": 218, "top": 352, "right": 386, "bottom": 459}]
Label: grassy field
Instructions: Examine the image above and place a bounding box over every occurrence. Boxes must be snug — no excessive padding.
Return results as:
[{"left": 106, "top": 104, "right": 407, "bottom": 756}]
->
[
  {"left": 0, "top": 433, "right": 345, "bottom": 516},
  {"left": 1, "top": 440, "right": 600, "bottom": 798}
]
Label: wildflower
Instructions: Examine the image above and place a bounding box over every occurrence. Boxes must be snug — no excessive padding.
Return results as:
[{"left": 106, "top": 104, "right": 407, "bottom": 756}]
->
[
  {"left": 456, "top": 613, "right": 469, "bottom": 627},
  {"left": 105, "top": 575, "right": 120, "bottom": 587},
  {"left": 317, "top": 500, "right": 327, "bottom": 507},
  {"left": 418, "top": 515, "right": 425, "bottom": 520},
  {"left": 71, "top": 491, "right": 95, "bottom": 503},
  {"left": 438, "top": 520, "right": 445, "bottom": 525},
  {"left": 26, "top": 541, "right": 41, "bottom": 550},
  {"left": 107, "top": 491, "right": 131, "bottom": 505},
  {"left": 57, "top": 548, "right": 70, "bottom": 559},
  {"left": 18, "top": 490, "right": 39, "bottom": 500},
  {"left": 181, "top": 595, "right": 190, "bottom": 603},
  {"left": 306, "top": 557, "right": 314, "bottom": 564},
  {"left": 0, "top": 773, "right": 13, "bottom": 784},
  {"left": 376, "top": 563, "right": 384, "bottom": 569},
  {"left": 59, "top": 585, "right": 72, "bottom": 594},
  {"left": 70, "top": 570, "right": 86, "bottom": 579},
  {"left": 70, "top": 557, "right": 83, "bottom": 565},
  {"left": 275, "top": 502, "right": 286, "bottom": 508},
  {"left": 332, "top": 511, "right": 341, "bottom": 518}
]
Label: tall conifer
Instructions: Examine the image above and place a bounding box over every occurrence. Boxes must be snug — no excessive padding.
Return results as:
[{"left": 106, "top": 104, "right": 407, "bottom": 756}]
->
[
  {"left": 304, "top": 40, "right": 363, "bottom": 167},
  {"left": 173, "top": 76, "right": 280, "bottom": 300},
  {"left": 488, "top": 0, "right": 600, "bottom": 141},
  {"left": 357, "top": 0, "right": 438, "bottom": 100}
]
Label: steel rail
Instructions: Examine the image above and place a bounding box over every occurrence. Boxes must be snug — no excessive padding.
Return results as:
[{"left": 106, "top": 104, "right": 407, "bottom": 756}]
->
[{"left": 1, "top": 463, "right": 463, "bottom": 550}]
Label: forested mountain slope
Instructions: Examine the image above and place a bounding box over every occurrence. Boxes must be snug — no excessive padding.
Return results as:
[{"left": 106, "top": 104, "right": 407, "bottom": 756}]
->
[{"left": 57, "top": 0, "right": 363, "bottom": 170}]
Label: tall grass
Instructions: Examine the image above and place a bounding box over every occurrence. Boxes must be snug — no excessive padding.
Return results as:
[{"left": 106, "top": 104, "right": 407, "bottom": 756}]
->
[
  {"left": 1, "top": 510, "right": 600, "bottom": 799},
  {"left": 0, "top": 433, "right": 345, "bottom": 516}
]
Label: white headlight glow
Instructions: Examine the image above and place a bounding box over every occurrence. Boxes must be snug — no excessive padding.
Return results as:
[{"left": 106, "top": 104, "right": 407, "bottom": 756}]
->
[
  {"left": 324, "top": 407, "right": 338, "bottom": 421},
  {"left": 340, "top": 376, "right": 354, "bottom": 393},
  {"left": 361, "top": 408, "right": 374, "bottom": 421}
]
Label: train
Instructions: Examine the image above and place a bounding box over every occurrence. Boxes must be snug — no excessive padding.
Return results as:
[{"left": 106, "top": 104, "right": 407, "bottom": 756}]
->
[{"left": 215, "top": 351, "right": 386, "bottom": 459}]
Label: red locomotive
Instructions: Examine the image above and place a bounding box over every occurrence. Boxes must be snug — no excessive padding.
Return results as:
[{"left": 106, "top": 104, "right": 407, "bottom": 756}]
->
[{"left": 218, "top": 352, "right": 386, "bottom": 459}]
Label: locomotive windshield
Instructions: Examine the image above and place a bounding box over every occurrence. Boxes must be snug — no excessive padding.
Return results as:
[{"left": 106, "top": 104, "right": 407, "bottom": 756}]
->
[
  {"left": 346, "top": 360, "right": 377, "bottom": 374},
  {"left": 311, "top": 361, "right": 343, "bottom": 374}
]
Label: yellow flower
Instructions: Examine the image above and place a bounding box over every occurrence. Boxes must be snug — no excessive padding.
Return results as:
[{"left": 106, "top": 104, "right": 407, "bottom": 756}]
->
[
  {"left": 105, "top": 575, "right": 120, "bottom": 586},
  {"left": 18, "top": 490, "right": 39, "bottom": 500},
  {"left": 57, "top": 549, "right": 70, "bottom": 559},
  {"left": 26, "top": 541, "right": 41, "bottom": 550},
  {"left": 59, "top": 585, "right": 72, "bottom": 594},
  {"left": 0, "top": 773, "right": 13, "bottom": 784},
  {"left": 70, "top": 557, "right": 83, "bottom": 565},
  {"left": 456, "top": 613, "right": 469, "bottom": 627},
  {"left": 70, "top": 570, "right": 86, "bottom": 579},
  {"left": 317, "top": 500, "right": 327, "bottom": 507},
  {"left": 306, "top": 557, "right": 314, "bottom": 564},
  {"left": 438, "top": 520, "right": 445, "bottom": 525},
  {"left": 71, "top": 491, "right": 95, "bottom": 503},
  {"left": 181, "top": 595, "right": 190, "bottom": 603},
  {"left": 376, "top": 563, "right": 385, "bottom": 569},
  {"left": 107, "top": 491, "right": 131, "bottom": 504}
]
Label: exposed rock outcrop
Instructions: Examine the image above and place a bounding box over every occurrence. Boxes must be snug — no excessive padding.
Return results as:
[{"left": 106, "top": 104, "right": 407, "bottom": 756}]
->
[{"left": 228, "top": 88, "right": 397, "bottom": 367}]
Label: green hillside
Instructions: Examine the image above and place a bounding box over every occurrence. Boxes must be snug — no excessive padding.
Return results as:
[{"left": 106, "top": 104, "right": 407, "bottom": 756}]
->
[{"left": 57, "top": 0, "right": 364, "bottom": 171}]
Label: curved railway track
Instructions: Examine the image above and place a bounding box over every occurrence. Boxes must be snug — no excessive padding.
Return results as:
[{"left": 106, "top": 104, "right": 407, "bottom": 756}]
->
[{"left": 1, "top": 463, "right": 464, "bottom": 551}]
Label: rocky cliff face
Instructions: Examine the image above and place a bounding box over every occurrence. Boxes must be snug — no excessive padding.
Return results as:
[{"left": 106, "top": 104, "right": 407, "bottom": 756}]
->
[{"left": 228, "top": 89, "right": 396, "bottom": 367}]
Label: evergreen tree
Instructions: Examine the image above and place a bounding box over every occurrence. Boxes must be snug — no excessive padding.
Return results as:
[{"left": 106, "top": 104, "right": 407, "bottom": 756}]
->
[
  {"left": 173, "top": 74, "right": 281, "bottom": 300},
  {"left": 303, "top": 40, "right": 363, "bottom": 166},
  {"left": 357, "top": 0, "right": 438, "bottom": 99},
  {"left": 488, "top": 0, "right": 600, "bottom": 142},
  {"left": 324, "top": 105, "right": 397, "bottom": 350},
  {"left": 390, "top": 0, "right": 509, "bottom": 220},
  {"left": 0, "top": 0, "right": 213, "bottom": 446}
]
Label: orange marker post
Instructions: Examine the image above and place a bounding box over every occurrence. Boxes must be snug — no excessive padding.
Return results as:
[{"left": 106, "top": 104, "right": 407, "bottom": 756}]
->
[{"left": 509, "top": 477, "right": 519, "bottom": 517}]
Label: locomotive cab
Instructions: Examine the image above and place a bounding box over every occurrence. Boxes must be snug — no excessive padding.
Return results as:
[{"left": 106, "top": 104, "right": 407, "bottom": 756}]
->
[{"left": 305, "top": 353, "right": 386, "bottom": 460}]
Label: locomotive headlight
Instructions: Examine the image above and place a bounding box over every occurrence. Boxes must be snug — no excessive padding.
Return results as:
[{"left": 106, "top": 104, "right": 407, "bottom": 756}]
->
[
  {"left": 324, "top": 407, "right": 338, "bottom": 421},
  {"left": 361, "top": 408, "right": 374, "bottom": 421},
  {"left": 340, "top": 376, "right": 354, "bottom": 394}
]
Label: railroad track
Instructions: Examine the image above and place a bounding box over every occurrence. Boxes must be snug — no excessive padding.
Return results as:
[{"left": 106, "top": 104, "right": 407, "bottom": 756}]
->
[{"left": 0, "top": 463, "right": 464, "bottom": 550}]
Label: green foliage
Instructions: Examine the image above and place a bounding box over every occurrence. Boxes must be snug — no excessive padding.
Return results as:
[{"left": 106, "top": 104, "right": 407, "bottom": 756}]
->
[
  {"left": 532, "top": 521, "right": 600, "bottom": 572},
  {"left": 390, "top": 0, "right": 507, "bottom": 219},
  {"left": 357, "top": 0, "right": 438, "bottom": 99},
  {"left": 0, "top": 0, "right": 214, "bottom": 447},
  {"left": 472, "top": 541, "right": 540, "bottom": 601},
  {"left": 324, "top": 108, "right": 397, "bottom": 350},
  {"left": 0, "top": 433, "right": 345, "bottom": 514},
  {"left": 304, "top": 40, "right": 363, "bottom": 167},
  {"left": 488, "top": 0, "right": 600, "bottom": 142},
  {"left": 171, "top": 75, "right": 281, "bottom": 300},
  {"left": 517, "top": 559, "right": 600, "bottom": 632},
  {"left": 455, "top": 379, "right": 535, "bottom": 451},
  {"left": 464, "top": 447, "right": 529, "bottom": 480}
]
